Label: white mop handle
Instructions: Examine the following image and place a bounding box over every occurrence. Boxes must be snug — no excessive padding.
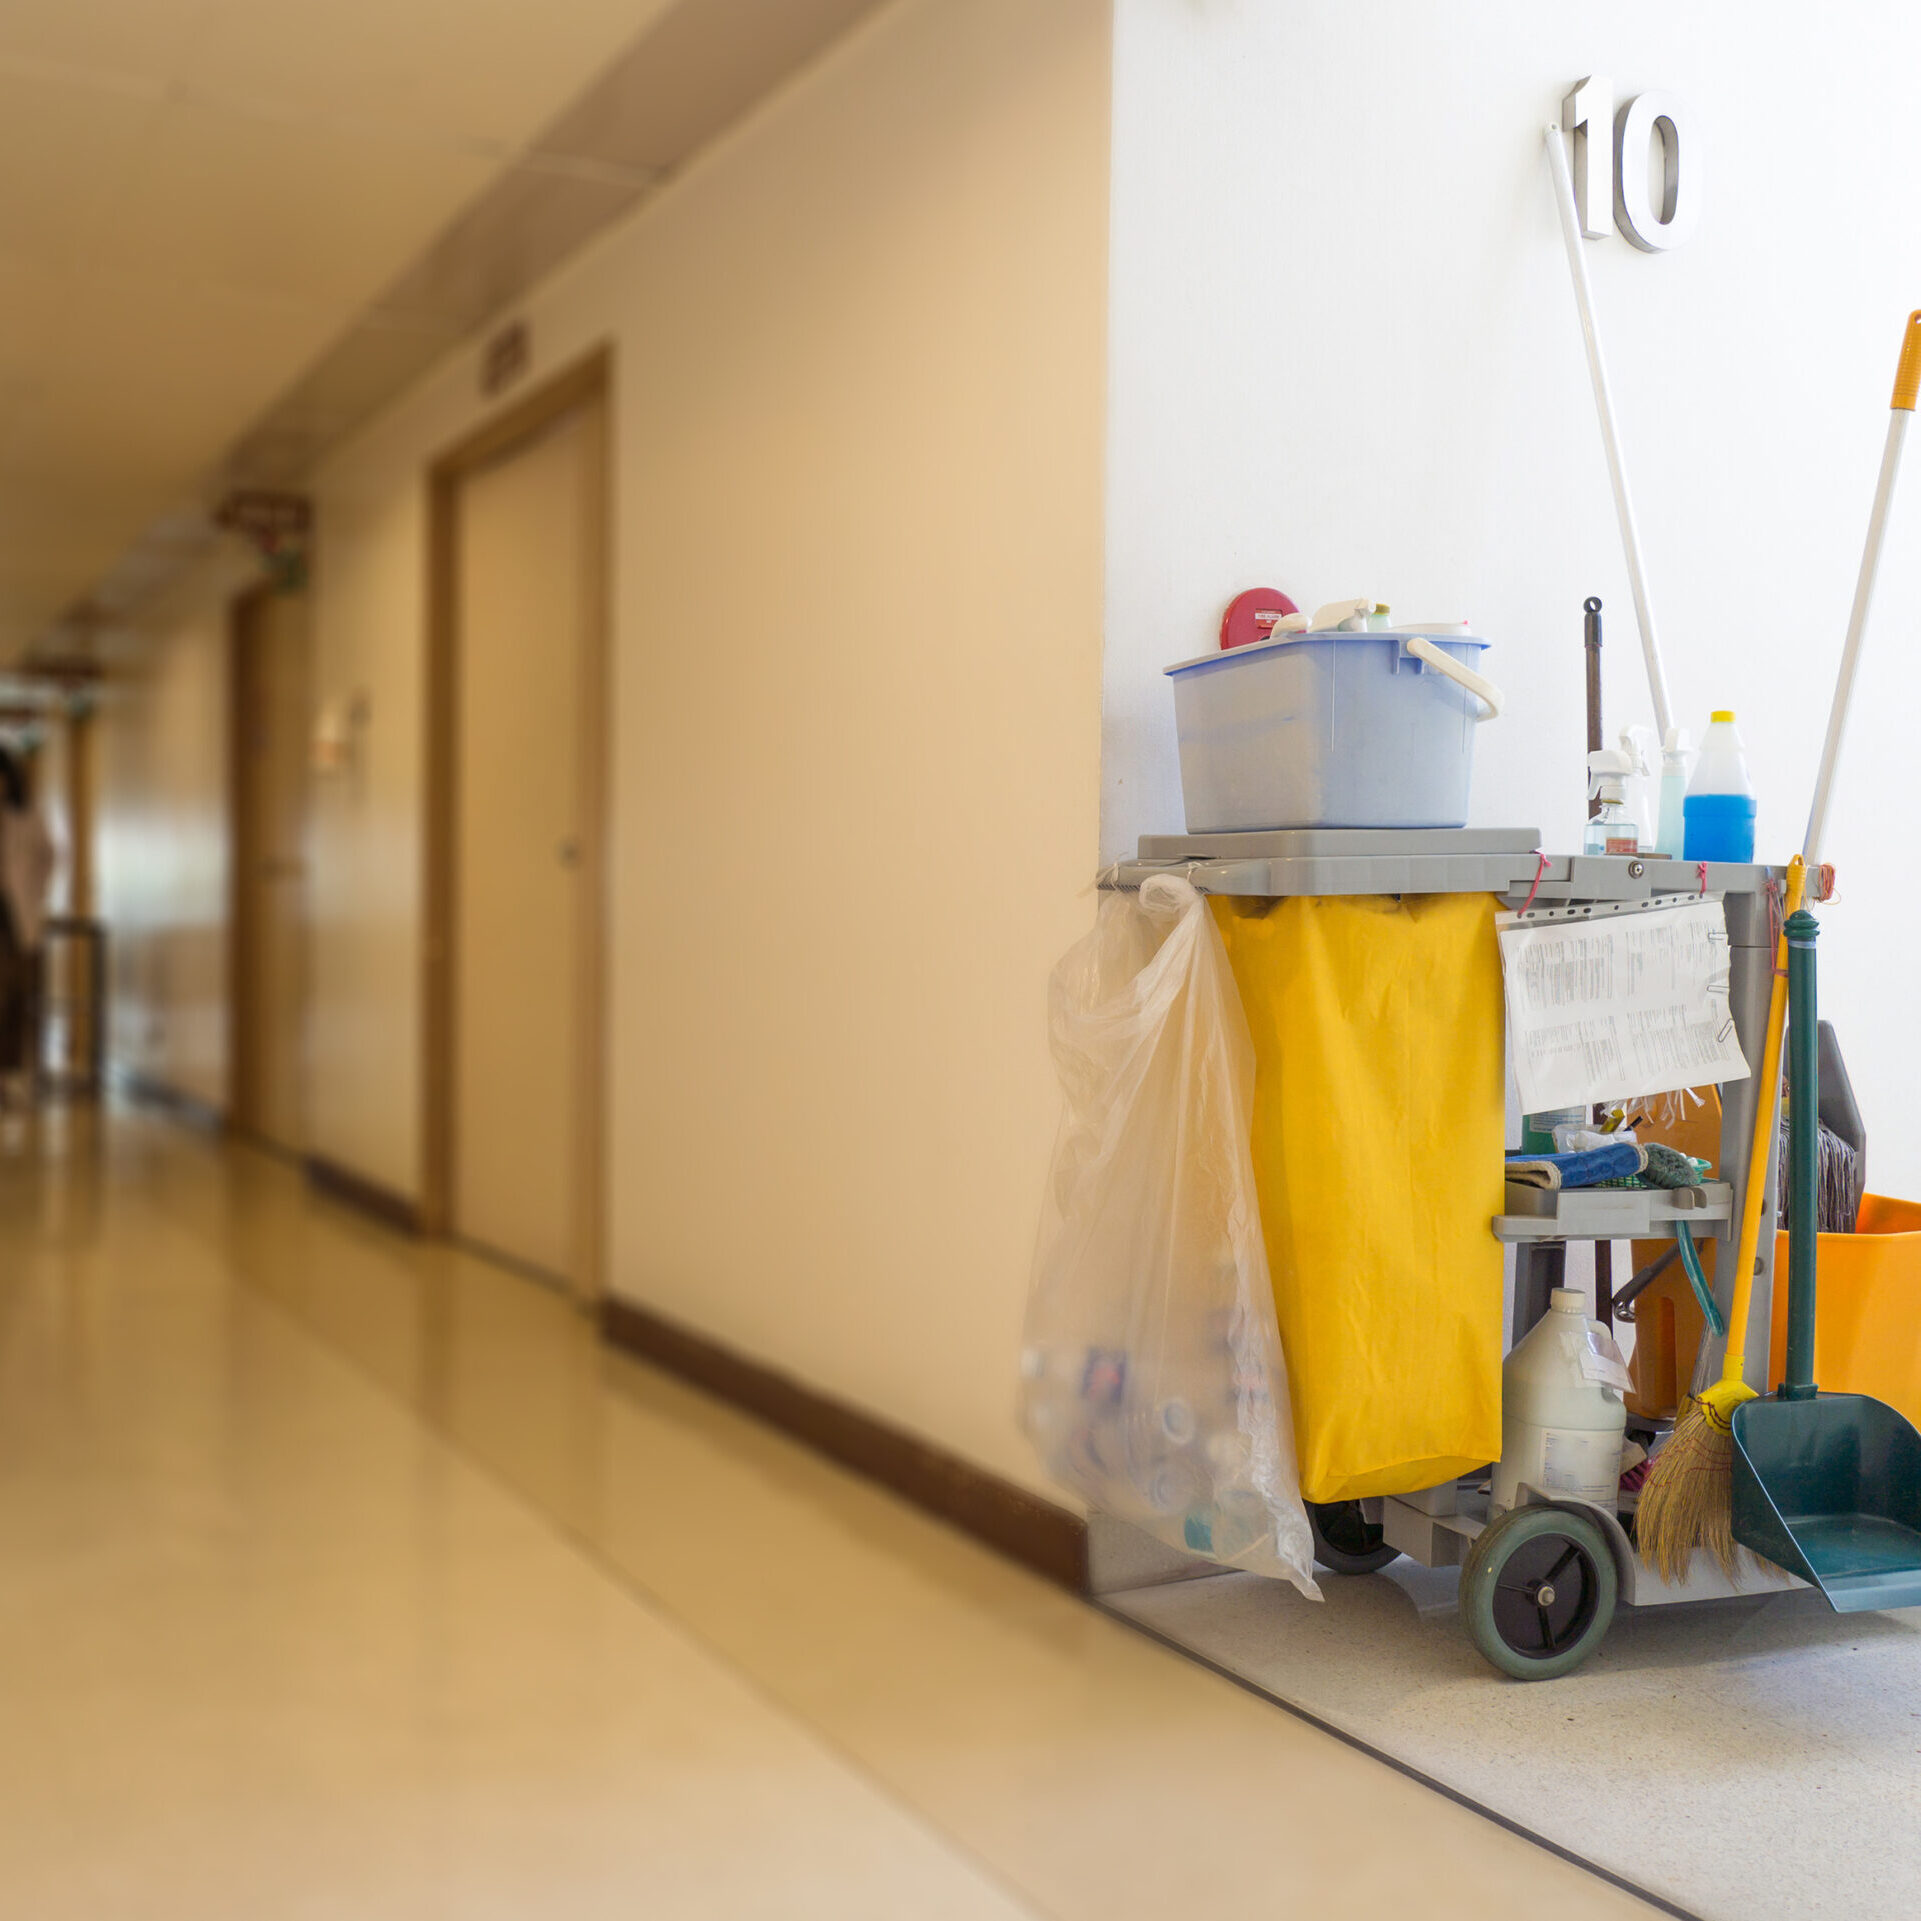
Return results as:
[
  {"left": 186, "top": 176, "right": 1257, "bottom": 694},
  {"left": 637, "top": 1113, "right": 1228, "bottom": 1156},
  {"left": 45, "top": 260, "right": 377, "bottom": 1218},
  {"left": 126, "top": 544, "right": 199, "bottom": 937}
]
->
[
  {"left": 1803, "top": 314, "right": 1921, "bottom": 862},
  {"left": 1543, "top": 124, "right": 1676, "bottom": 744}
]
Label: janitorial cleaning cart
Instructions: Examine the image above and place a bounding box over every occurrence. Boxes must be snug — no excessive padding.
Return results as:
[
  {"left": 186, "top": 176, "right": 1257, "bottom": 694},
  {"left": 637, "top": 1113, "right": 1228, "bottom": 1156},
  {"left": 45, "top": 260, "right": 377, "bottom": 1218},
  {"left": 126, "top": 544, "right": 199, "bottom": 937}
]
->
[
  {"left": 1101, "top": 829, "right": 1803, "bottom": 1678},
  {"left": 1022, "top": 297, "right": 1921, "bottom": 1680}
]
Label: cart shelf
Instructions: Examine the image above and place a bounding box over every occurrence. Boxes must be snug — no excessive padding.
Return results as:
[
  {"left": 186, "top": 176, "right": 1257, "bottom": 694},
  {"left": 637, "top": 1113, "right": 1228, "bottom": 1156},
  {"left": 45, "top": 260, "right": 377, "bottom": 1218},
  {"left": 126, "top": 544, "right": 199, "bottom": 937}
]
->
[{"left": 1494, "top": 1180, "right": 1733, "bottom": 1243}]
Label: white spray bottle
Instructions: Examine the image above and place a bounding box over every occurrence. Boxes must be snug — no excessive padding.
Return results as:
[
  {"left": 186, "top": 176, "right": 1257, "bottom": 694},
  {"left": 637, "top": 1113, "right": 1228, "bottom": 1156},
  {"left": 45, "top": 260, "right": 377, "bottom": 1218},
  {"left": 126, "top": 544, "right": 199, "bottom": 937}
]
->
[{"left": 1583, "top": 732, "right": 1642, "bottom": 857}]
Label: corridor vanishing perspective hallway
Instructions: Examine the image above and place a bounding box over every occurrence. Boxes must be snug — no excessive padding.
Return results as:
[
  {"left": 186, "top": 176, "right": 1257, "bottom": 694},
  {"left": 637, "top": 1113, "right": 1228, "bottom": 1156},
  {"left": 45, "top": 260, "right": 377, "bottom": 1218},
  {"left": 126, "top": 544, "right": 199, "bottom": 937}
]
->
[{"left": 0, "top": 1108, "right": 1652, "bottom": 1918}]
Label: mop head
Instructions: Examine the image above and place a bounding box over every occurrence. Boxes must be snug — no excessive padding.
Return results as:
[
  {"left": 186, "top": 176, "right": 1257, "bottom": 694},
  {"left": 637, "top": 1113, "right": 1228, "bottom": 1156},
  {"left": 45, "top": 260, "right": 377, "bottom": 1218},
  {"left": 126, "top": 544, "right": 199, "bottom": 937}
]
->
[
  {"left": 1776, "top": 1122, "right": 1861, "bottom": 1235},
  {"left": 1634, "top": 1378, "right": 1755, "bottom": 1583},
  {"left": 1640, "top": 1141, "right": 1704, "bottom": 1189}
]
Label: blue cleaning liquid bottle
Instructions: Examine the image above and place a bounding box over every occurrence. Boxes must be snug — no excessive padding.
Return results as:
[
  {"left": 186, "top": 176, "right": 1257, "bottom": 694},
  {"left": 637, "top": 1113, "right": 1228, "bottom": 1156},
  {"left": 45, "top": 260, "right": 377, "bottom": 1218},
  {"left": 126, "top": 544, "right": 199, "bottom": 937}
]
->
[{"left": 1682, "top": 710, "right": 1757, "bottom": 863}]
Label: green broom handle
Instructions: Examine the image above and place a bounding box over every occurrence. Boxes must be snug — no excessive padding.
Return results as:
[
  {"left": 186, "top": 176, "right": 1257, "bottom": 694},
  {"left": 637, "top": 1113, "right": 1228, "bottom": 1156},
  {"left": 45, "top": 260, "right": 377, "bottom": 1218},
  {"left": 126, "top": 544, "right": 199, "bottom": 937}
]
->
[{"left": 1783, "top": 908, "right": 1821, "bottom": 1399}]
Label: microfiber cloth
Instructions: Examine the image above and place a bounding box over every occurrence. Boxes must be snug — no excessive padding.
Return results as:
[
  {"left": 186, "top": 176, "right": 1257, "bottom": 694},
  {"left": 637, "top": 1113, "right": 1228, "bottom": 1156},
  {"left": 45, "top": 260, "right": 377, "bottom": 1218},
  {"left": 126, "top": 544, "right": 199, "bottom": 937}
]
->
[{"left": 1505, "top": 1143, "right": 1648, "bottom": 1190}]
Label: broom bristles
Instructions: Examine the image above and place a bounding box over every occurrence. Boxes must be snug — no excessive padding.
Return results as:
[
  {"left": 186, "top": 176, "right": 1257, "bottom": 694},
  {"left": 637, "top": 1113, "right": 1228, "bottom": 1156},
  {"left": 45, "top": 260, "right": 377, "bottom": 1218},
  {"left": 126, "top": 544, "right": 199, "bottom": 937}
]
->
[{"left": 1635, "top": 1396, "right": 1743, "bottom": 1583}]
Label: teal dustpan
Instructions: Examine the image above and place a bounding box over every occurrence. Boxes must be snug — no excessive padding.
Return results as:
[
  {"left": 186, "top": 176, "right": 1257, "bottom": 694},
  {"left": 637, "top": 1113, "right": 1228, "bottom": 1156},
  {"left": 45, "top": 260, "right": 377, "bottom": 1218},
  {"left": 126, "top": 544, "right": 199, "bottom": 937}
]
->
[{"left": 1730, "top": 907, "right": 1921, "bottom": 1612}]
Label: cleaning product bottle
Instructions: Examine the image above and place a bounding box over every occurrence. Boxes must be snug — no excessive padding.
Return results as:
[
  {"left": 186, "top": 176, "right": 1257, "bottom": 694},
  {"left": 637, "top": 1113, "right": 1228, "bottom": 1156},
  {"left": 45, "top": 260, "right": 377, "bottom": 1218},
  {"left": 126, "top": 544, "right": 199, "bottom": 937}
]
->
[
  {"left": 1491, "top": 1288, "right": 1630, "bottom": 1514},
  {"left": 1682, "top": 710, "right": 1758, "bottom": 863},
  {"left": 1655, "top": 725, "right": 1691, "bottom": 857},
  {"left": 1582, "top": 743, "right": 1640, "bottom": 856},
  {"left": 1623, "top": 724, "right": 1659, "bottom": 852},
  {"left": 1521, "top": 1108, "right": 1586, "bottom": 1153}
]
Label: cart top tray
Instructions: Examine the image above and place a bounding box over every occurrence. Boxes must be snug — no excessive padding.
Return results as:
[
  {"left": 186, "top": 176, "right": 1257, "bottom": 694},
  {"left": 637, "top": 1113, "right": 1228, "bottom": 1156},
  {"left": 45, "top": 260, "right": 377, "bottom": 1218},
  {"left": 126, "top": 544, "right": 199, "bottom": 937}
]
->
[{"left": 1111, "top": 828, "right": 1774, "bottom": 903}]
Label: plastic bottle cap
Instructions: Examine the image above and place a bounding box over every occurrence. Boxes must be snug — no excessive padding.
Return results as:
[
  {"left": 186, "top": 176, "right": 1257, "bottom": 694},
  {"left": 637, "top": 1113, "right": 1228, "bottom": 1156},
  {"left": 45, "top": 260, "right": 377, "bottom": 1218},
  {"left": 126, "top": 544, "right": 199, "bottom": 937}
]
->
[
  {"left": 1663, "top": 725, "right": 1690, "bottom": 753},
  {"left": 1711, "top": 709, "right": 1735, "bottom": 723},
  {"left": 1550, "top": 1288, "right": 1587, "bottom": 1313}
]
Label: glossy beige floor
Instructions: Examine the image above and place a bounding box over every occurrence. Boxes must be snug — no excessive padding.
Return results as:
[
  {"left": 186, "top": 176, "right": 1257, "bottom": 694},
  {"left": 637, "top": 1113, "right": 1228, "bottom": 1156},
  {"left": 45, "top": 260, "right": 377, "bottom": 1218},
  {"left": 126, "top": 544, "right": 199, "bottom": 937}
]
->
[{"left": 0, "top": 1107, "right": 1657, "bottom": 1918}]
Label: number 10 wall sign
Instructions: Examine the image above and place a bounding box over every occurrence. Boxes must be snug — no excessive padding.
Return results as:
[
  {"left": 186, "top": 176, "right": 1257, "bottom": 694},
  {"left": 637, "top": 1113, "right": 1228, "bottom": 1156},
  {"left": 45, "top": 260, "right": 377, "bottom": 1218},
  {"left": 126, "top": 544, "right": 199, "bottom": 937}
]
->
[{"left": 1563, "top": 77, "right": 1697, "bottom": 252}]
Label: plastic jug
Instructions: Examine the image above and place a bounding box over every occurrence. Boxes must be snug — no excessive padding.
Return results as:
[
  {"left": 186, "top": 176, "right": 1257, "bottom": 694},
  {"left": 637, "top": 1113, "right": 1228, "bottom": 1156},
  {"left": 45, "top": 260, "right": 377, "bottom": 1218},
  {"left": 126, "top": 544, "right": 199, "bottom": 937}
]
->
[
  {"left": 1491, "top": 1288, "right": 1629, "bottom": 1513},
  {"left": 1682, "top": 710, "right": 1757, "bottom": 863}
]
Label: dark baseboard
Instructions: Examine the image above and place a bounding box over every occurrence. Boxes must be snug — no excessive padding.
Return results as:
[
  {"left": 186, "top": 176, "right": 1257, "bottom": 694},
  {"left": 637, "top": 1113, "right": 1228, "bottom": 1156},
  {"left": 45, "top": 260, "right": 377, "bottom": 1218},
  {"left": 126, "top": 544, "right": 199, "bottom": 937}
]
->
[
  {"left": 118, "top": 1070, "right": 227, "bottom": 1136},
  {"left": 600, "top": 1296, "right": 1087, "bottom": 1592},
  {"left": 303, "top": 1154, "right": 422, "bottom": 1234}
]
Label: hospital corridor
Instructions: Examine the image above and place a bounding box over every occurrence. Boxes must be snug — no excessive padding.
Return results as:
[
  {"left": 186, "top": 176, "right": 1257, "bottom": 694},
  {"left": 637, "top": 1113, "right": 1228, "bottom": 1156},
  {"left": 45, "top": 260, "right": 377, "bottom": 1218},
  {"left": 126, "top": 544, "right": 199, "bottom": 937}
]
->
[
  {"left": 6, "top": 1, "right": 1921, "bottom": 1915},
  {"left": 0, "top": 1110, "right": 1637, "bottom": 1916}
]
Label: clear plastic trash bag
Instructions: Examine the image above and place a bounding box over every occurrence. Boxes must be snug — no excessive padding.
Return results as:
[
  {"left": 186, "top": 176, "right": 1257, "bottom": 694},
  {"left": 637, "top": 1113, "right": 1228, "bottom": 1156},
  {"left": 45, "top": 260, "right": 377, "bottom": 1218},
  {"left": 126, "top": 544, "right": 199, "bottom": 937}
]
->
[{"left": 1020, "top": 874, "right": 1320, "bottom": 1598}]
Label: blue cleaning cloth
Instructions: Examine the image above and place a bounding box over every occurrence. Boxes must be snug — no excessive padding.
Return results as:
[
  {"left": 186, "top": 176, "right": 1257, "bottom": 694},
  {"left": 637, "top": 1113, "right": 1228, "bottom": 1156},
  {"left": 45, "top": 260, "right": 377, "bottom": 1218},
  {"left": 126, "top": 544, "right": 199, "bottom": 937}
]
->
[{"left": 1504, "top": 1143, "right": 1648, "bottom": 1190}]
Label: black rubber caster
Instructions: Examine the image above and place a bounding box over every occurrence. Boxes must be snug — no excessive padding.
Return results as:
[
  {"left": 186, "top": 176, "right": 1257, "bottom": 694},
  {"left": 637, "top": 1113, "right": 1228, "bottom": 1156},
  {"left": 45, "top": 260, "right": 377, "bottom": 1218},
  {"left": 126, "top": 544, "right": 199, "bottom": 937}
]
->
[{"left": 1307, "top": 1498, "right": 1401, "bottom": 1575}]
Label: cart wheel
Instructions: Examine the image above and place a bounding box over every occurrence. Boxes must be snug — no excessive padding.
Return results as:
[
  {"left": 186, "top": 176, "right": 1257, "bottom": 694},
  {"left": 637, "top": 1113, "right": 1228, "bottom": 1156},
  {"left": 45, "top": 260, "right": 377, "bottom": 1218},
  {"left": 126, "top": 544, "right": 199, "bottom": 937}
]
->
[
  {"left": 1307, "top": 1499, "right": 1401, "bottom": 1575},
  {"left": 1461, "top": 1504, "right": 1617, "bottom": 1681}
]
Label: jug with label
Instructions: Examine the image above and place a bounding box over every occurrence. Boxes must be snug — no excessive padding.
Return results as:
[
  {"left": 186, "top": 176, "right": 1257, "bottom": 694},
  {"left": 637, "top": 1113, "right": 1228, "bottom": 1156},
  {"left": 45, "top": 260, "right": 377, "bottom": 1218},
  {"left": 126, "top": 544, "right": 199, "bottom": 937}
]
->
[{"left": 1491, "top": 1288, "right": 1629, "bottom": 1513}]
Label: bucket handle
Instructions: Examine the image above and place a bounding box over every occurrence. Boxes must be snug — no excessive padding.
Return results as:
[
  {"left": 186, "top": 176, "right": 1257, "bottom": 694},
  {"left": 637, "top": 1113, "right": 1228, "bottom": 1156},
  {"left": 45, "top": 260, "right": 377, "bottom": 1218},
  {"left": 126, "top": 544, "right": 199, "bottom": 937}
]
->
[{"left": 1404, "top": 635, "right": 1503, "bottom": 721}]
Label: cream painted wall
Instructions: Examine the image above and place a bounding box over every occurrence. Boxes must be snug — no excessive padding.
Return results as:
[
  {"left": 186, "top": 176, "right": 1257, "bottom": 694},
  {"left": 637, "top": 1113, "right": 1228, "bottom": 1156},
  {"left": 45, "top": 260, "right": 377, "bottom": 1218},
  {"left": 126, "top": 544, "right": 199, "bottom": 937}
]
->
[
  {"left": 1106, "top": 1, "right": 1921, "bottom": 1196},
  {"left": 303, "top": 0, "right": 1109, "bottom": 1491},
  {"left": 97, "top": 543, "right": 260, "bottom": 1111}
]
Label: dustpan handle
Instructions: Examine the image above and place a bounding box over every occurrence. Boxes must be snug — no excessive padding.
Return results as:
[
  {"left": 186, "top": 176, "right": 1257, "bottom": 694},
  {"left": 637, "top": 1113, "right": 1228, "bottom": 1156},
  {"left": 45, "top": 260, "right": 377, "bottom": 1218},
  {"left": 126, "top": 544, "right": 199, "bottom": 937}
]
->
[{"left": 1404, "top": 635, "right": 1503, "bottom": 721}]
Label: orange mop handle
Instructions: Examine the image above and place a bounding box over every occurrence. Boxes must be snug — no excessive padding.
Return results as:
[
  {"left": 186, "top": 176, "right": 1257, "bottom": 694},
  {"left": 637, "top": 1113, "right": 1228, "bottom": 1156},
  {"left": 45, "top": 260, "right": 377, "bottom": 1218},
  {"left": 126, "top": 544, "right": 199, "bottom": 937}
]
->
[{"left": 1717, "top": 856, "right": 1807, "bottom": 1387}]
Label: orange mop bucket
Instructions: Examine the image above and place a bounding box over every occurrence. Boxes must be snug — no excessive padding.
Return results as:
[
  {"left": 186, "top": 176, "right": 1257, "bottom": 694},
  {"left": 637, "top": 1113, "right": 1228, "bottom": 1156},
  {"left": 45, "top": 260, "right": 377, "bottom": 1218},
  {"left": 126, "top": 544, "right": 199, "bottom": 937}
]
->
[
  {"left": 1626, "top": 1195, "right": 1921, "bottom": 1424},
  {"left": 1765, "top": 1194, "right": 1921, "bottom": 1423}
]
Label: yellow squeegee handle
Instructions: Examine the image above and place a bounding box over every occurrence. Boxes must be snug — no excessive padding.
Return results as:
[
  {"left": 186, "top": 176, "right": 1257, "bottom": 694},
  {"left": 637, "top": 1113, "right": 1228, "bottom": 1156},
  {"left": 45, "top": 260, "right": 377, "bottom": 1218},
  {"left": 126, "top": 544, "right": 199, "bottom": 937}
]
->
[{"left": 1717, "top": 855, "right": 1807, "bottom": 1390}]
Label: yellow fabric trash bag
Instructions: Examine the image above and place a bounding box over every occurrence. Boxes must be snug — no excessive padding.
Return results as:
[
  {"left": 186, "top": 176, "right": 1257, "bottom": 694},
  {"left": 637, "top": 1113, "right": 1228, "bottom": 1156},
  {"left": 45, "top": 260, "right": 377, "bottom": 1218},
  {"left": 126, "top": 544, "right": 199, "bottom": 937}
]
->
[{"left": 1210, "top": 893, "right": 1507, "bottom": 1504}]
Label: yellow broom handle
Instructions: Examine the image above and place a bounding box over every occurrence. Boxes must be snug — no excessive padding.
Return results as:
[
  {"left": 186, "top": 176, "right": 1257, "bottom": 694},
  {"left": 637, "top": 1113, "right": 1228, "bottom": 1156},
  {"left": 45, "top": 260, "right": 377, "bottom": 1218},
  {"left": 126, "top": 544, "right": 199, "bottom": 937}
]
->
[{"left": 1717, "top": 856, "right": 1807, "bottom": 1388}]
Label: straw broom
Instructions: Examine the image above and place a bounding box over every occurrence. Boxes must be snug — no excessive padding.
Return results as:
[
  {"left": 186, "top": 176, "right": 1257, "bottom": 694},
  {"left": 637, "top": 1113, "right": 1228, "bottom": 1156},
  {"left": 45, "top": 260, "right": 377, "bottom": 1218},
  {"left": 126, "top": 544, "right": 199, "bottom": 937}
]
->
[{"left": 1637, "top": 857, "right": 1806, "bottom": 1581}]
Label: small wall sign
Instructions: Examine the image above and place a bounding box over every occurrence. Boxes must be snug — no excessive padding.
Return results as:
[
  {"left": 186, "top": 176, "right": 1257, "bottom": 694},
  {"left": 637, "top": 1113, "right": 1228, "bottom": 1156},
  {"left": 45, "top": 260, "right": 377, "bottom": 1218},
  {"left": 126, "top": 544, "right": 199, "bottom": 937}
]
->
[{"left": 481, "top": 321, "right": 530, "bottom": 397}]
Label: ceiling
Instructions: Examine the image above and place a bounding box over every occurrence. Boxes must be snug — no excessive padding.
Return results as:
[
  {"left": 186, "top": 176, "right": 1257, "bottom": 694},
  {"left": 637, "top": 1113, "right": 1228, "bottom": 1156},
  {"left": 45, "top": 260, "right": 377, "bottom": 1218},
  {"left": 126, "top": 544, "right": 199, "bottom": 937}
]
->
[{"left": 0, "top": 0, "right": 879, "bottom": 663}]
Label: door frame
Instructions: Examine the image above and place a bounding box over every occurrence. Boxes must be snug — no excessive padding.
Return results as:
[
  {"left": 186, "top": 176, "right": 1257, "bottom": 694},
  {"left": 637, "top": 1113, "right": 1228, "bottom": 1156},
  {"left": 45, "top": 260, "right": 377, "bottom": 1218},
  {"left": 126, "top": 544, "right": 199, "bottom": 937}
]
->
[
  {"left": 228, "top": 580, "right": 282, "bottom": 1141},
  {"left": 420, "top": 347, "right": 612, "bottom": 1300},
  {"left": 64, "top": 703, "right": 94, "bottom": 922}
]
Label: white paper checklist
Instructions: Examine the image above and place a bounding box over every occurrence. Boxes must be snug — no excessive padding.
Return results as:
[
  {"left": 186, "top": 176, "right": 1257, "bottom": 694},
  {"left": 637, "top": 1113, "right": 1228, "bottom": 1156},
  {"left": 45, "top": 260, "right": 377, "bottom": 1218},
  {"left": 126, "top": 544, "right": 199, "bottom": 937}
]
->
[{"left": 1497, "top": 897, "right": 1751, "bottom": 1113}]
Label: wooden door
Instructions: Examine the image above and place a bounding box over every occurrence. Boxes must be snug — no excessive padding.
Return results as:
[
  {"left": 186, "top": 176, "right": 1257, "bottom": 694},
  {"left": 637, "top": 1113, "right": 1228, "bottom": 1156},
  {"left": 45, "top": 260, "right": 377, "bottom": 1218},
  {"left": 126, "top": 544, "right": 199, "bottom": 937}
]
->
[{"left": 448, "top": 399, "right": 603, "bottom": 1286}]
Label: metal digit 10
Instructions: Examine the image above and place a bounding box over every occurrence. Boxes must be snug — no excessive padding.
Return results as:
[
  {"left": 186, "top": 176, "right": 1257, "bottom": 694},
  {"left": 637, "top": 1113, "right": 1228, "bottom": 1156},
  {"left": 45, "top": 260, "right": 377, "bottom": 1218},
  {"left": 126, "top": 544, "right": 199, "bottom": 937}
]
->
[{"left": 1561, "top": 78, "right": 1698, "bottom": 253}]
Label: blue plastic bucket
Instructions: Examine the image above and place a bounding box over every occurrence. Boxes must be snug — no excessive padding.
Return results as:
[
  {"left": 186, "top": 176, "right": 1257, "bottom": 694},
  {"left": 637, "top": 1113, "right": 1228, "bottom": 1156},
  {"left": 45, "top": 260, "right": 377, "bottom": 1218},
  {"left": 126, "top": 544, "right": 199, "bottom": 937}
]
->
[{"left": 1164, "top": 630, "right": 1500, "bottom": 833}]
